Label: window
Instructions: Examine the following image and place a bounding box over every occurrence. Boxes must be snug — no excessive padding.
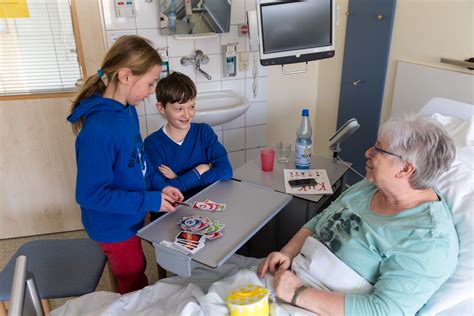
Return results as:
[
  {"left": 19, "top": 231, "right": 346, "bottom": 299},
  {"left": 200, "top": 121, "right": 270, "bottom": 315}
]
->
[{"left": 0, "top": 0, "right": 83, "bottom": 97}]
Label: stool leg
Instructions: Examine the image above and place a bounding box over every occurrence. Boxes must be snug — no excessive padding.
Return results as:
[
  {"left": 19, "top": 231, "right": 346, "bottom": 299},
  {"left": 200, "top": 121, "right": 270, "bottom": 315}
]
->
[
  {"left": 107, "top": 263, "right": 119, "bottom": 293},
  {"left": 41, "top": 299, "right": 51, "bottom": 315},
  {"left": 0, "top": 301, "right": 7, "bottom": 316},
  {"left": 157, "top": 263, "right": 167, "bottom": 280}
]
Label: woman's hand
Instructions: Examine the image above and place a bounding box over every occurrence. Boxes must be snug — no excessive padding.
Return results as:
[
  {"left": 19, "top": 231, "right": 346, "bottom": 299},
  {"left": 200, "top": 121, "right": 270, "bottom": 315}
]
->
[
  {"left": 159, "top": 165, "right": 177, "bottom": 179},
  {"left": 162, "top": 186, "right": 184, "bottom": 202},
  {"left": 195, "top": 163, "right": 211, "bottom": 175},
  {"left": 273, "top": 269, "right": 304, "bottom": 304},
  {"left": 257, "top": 251, "right": 292, "bottom": 278}
]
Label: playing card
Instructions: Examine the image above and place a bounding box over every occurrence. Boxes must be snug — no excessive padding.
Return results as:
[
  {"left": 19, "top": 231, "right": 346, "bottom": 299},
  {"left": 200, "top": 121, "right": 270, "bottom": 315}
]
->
[
  {"left": 191, "top": 199, "right": 226, "bottom": 212},
  {"left": 175, "top": 231, "right": 206, "bottom": 244},
  {"left": 206, "top": 232, "right": 223, "bottom": 240}
]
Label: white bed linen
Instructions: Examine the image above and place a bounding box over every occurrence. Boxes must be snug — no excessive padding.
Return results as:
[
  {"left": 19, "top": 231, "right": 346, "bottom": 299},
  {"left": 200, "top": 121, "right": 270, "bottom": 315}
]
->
[{"left": 50, "top": 255, "right": 314, "bottom": 316}]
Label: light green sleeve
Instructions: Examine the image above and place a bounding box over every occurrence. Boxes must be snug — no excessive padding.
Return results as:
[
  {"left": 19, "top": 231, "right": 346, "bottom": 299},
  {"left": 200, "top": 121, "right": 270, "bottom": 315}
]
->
[{"left": 345, "top": 237, "right": 456, "bottom": 315}]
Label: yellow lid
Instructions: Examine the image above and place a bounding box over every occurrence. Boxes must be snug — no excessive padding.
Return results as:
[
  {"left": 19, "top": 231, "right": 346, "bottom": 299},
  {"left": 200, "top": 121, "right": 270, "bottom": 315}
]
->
[
  {"left": 226, "top": 284, "right": 269, "bottom": 306},
  {"left": 226, "top": 284, "right": 270, "bottom": 316}
]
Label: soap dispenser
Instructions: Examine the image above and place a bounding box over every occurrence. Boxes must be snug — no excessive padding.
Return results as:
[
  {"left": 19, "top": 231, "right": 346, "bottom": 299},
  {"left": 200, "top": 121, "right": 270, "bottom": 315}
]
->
[{"left": 222, "top": 43, "right": 238, "bottom": 77}]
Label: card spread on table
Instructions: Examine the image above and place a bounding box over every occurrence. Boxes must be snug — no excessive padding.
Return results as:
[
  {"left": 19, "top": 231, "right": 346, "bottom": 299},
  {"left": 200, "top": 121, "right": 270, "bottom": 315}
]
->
[
  {"left": 191, "top": 199, "right": 226, "bottom": 212},
  {"left": 166, "top": 215, "right": 225, "bottom": 254}
]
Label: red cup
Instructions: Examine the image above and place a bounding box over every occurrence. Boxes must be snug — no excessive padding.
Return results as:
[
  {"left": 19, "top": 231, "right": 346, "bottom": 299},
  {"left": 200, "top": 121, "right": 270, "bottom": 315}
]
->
[{"left": 260, "top": 149, "right": 275, "bottom": 172}]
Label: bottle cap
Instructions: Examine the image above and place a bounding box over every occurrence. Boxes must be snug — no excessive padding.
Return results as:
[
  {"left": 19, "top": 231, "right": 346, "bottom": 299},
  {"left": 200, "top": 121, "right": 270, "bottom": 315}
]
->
[{"left": 302, "top": 109, "right": 309, "bottom": 116}]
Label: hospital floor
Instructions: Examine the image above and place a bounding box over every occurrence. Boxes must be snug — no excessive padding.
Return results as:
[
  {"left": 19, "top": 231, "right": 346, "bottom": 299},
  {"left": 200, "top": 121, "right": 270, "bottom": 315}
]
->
[{"left": 0, "top": 230, "right": 163, "bottom": 310}]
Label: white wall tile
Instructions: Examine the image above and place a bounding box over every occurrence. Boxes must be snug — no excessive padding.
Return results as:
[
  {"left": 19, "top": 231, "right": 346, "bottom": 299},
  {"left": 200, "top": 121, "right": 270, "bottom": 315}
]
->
[
  {"left": 144, "top": 94, "right": 159, "bottom": 115},
  {"left": 246, "top": 52, "right": 268, "bottom": 78},
  {"left": 245, "top": 124, "right": 266, "bottom": 149},
  {"left": 195, "top": 54, "right": 221, "bottom": 83},
  {"left": 137, "top": 28, "right": 167, "bottom": 49},
  {"left": 231, "top": 0, "right": 246, "bottom": 25},
  {"left": 106, "top": 30, "right": 137, "bottom": 48},
  {"left": 223, "top": 127, "right": 245, "bottom": 152},
  {"left": 215, "top": 130, "right": 223, "bottom": 143},
  {"left": 245, "top": 77, "right": 267, "bottom": 102},
  {"left": 245, "top": 101, "right": 267, "bottom": 126},
  {"left": 136, "top": 102, "right": 146, "bottom": 116},
  {"left": 212, "top": 124, "right": 223, "bottom": 132},
  {"left": 245, "top": 148, "right": 260, "bottom": 163},
  {"left": 138, "top": 116, "right": 148, "bottom": 138},
  {"left": 135, "top": 0, "right": 160, "bottom": 29},
  {"left": 221, "top": 25, "right": 246, "bottom": 52},
  {"left": 169, "top": 57, "right": 197, "bottom": 81},
  {"left": 195, "top": 35, "right": 221, "bottom": 55},
  {"left": 221, "top": 79, "right": 246, "bottom": 97},
  {"left": 223, "top": 113, "right": 245, "bottom": 130},
  {"left": 196, "top": 81, "right": 221, "bottom": 93},
  {"left": 101, "top": 0, "right": 136, "bottom": 31},
  {"left": 228, "top": 150, "right": 245, "bottom": 169},
  {"left": 167, "top": 36, "right": 195, "bottom": 57},
  {"left": 245, "top": 0, "right": 257, "bottom": 11},
  {"left": 146, "top": 114, "right": 167, "bottom": 135}
]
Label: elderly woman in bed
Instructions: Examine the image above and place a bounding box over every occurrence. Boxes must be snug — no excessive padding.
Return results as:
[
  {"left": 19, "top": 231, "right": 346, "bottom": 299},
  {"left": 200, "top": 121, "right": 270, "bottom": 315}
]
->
[{"left": 258, "top": 116, "right": 459, "bottom": 315}]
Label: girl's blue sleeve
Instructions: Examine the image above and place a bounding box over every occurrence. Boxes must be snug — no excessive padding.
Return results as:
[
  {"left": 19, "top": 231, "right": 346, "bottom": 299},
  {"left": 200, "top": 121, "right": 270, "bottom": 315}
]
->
[{"left": 76, "top": 131, "right": 162, "bottom": 214}]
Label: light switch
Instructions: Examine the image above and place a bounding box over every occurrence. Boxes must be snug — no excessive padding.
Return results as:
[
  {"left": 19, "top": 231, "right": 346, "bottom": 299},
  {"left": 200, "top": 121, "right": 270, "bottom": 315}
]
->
[{"left": 239, "top": 52, "right": 249, "bottom": 72}]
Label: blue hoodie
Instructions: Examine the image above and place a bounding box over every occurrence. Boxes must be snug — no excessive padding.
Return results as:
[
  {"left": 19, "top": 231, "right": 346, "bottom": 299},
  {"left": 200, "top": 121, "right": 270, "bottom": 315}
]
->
[{"left": 67, "top": 95, "right": 166, "bottom": 243}]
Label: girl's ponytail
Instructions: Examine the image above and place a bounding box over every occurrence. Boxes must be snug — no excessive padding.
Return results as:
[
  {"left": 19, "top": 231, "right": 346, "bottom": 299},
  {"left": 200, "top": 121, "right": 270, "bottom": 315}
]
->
[{"left": 69, "top": 71, "right": 106, "bottom": 135}]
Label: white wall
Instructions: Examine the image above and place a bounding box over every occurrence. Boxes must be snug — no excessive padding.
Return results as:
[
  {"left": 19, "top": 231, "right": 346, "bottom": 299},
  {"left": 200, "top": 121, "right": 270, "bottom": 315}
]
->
[{"left": 98, "top": 0, "right": 269, "bottom": 170}]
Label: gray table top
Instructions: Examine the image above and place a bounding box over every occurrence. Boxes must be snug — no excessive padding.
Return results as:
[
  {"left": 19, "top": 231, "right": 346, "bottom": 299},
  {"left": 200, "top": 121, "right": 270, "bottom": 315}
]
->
[
  {"left": 233, "top": 154, "right": 350, "bottom": 203},
  {"left": 138, "top": 180, "right": 292, "bottom": 268}
]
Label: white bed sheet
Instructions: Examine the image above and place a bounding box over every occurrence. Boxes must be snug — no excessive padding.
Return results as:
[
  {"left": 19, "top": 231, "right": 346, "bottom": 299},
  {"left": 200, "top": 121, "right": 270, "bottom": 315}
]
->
[{"left": 50, "top": 255, "right": 313, "bottom": 316}]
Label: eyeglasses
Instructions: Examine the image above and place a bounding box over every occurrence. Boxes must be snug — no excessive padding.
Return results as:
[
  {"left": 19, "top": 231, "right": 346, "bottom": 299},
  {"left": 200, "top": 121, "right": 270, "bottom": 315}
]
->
[{"left": 372, "top": 145, "right": 403, "bottom": 160}]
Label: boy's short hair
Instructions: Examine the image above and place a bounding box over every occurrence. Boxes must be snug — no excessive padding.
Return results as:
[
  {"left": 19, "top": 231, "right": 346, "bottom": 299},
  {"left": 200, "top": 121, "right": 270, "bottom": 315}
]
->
[{"left": 155, "top": 72, "right": 197, "bottom": 107}]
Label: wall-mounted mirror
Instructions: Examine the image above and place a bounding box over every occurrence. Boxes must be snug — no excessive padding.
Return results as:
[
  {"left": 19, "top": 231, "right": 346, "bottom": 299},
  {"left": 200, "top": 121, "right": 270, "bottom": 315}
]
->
[{"left": 160, "top": 0, "right": 232, "bottom": 36}]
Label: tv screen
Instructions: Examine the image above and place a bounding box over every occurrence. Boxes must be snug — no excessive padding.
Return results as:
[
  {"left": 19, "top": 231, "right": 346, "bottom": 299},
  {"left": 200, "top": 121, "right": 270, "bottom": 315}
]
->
[
  {"left": 261, "top": 0, "right": 332, "bottom": 54},
  {"left": 255, "top": 0, "right": 335, "bottom": 66}
]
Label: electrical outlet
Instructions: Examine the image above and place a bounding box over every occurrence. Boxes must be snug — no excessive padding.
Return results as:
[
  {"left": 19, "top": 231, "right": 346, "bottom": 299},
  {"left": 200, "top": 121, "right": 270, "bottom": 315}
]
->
[{"left": 239, "top": 52, "right": 249, "bottom": 72}]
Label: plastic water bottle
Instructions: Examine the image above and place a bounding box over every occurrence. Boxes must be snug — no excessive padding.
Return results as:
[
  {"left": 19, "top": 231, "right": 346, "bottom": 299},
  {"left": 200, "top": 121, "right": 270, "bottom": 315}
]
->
[
  {"left": 295, "top": 108, "right": 312, "bottom": 169},
  {"left": 168, "top": 0, "right": 177, "bottom": 34}
]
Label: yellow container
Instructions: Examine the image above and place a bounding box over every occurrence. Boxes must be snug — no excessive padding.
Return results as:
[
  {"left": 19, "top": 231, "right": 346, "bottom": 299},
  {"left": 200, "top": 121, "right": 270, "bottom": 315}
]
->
[{"left": 226, "top": 284, "right": 269, "bottom": 316}]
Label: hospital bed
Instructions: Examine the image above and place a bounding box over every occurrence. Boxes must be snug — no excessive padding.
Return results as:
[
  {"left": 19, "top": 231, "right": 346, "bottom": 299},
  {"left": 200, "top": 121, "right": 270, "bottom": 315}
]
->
[{"left": 45, "top": 96, "right": 473, "bottom": 316}]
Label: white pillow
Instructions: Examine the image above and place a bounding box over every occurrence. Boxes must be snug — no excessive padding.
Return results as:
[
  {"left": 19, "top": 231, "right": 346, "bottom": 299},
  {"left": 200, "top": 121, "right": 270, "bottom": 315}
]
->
[{"left": 418, "top": 114, "right": 474, "bottom": 315}]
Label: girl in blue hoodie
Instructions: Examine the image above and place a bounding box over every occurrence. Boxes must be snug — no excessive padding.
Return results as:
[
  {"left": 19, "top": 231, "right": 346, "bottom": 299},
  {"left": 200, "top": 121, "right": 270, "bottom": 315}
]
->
[{"left": 67, "top": 35, "right": 184, "bottom": 294}]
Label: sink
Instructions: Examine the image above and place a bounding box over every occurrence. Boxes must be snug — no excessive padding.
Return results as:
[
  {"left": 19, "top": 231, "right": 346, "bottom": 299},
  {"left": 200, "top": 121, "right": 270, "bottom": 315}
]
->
[{"left": 193, "top": 90, "right": 250, "bottom": 126}]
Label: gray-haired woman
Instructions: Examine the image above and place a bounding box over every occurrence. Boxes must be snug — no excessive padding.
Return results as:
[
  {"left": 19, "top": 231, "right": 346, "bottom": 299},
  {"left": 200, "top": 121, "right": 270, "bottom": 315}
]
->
[{"left": 258, "top": 116, "right": 458, "bottom": 315}]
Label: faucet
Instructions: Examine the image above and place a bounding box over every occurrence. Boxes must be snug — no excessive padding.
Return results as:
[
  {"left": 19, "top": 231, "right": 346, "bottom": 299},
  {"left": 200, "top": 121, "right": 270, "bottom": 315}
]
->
[{"left": 180, "top": 50, "right": 212, "bottom": 80}]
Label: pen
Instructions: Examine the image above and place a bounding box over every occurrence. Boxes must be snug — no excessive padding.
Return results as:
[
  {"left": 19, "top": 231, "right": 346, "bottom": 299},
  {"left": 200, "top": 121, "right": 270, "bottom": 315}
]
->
[{"left": 174, "top": 201, "right": 191, "bottom": 207}]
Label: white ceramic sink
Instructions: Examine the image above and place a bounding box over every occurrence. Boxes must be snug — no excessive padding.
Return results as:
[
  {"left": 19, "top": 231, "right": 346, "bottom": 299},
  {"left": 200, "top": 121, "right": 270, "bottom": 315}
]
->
[{"left": 193, "top": 90, "right": 250, "bottom": 126}]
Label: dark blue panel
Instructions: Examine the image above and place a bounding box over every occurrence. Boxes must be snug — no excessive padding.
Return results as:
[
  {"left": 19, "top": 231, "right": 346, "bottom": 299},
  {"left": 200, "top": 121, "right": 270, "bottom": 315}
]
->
[{"left": 337, "top": 0, "right": 396, "bottom": 183}]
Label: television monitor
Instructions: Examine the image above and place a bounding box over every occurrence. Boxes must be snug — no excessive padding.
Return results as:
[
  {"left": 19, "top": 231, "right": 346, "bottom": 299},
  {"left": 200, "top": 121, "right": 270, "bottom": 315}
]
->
[{"left": 255, "top": 0, "right": 336, "bottom": 66}]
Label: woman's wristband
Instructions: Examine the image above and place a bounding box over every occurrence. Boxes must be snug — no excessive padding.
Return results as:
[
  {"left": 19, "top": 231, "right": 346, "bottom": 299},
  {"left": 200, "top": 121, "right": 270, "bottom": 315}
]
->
[{"left": 291, "top": 285, "right": 307, "bottom": 306}]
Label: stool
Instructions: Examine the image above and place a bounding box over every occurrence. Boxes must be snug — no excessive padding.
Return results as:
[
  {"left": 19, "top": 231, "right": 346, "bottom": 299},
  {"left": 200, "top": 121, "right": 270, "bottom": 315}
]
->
[{"left": 0, "top": 239, "right": 106, "bottom": 315}]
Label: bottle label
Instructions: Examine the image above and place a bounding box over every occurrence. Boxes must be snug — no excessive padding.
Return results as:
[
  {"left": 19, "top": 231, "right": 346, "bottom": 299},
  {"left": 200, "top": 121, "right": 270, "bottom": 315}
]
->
[{"left": 295, "top": 143, "right": 312, "bottom": 167}]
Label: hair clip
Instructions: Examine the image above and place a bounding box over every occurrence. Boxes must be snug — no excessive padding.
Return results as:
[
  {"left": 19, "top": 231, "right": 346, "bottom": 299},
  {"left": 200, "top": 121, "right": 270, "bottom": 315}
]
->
[{"left": 97, "top": 69, "right": 104, "bottom": 78}]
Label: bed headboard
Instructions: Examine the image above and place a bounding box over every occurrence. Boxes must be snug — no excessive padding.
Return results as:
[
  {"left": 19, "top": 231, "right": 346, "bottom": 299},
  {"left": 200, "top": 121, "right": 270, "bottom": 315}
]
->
[{"left": 391, "top": 61, "right": 474, "bottom": 117}]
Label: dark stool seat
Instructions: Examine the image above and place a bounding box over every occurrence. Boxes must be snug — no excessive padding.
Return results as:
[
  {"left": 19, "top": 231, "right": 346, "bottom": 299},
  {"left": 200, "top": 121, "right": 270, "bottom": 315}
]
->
[{"left": 0, "top": 238, "right": 106, "bottom": 301}]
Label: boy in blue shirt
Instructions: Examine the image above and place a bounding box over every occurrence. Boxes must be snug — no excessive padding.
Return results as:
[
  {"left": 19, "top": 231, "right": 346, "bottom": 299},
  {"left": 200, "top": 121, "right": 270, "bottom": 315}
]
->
[{"left": 144, "top": 72, "right": 233, "bottom": 220}]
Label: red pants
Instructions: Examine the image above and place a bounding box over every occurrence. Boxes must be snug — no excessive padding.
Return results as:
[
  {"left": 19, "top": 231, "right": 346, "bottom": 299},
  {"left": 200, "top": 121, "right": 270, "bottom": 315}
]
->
[{"left": 99, "top": 236, "right": 148, "bottom": 294}]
